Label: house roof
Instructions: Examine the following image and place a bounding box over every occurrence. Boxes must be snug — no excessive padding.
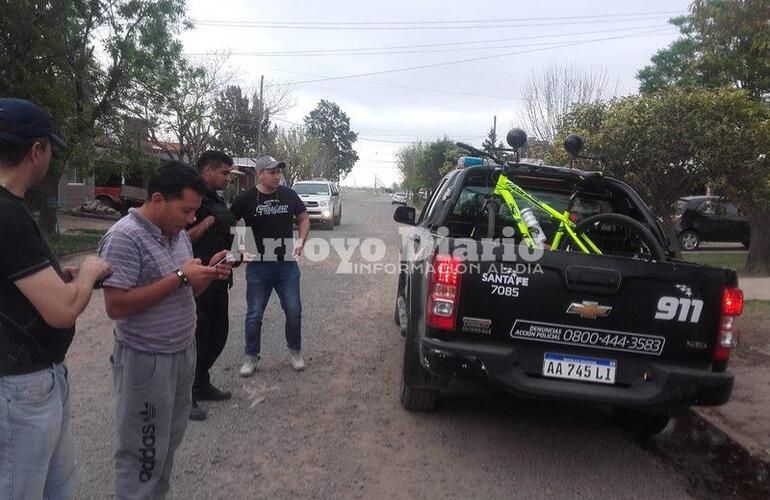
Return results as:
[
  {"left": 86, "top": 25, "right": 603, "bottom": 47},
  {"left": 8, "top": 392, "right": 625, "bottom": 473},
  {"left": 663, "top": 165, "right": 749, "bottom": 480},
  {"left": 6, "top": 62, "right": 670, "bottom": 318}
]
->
[{"left": 232, "top": 157, "right": 258, "bottom": 169}]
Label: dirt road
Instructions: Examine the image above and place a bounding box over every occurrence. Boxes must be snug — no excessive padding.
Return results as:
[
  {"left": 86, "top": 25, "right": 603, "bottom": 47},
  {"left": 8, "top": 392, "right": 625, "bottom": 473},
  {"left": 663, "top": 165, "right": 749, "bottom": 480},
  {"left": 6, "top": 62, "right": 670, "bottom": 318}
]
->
[{"left": 65, "top": 190, "right": 695, "bottom": 499}]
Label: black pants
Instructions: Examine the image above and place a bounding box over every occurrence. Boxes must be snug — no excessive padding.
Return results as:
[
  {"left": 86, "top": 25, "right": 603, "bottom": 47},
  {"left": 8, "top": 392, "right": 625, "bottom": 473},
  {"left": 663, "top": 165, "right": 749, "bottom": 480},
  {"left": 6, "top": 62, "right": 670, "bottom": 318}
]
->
[{"left": 193, "top": 283, "right": 229, "bottom": 391}]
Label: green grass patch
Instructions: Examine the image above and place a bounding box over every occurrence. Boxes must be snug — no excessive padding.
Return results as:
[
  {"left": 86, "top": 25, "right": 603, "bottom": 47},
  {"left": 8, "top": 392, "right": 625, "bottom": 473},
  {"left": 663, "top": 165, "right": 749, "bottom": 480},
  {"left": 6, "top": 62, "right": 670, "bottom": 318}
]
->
[
  {"left": 48, "top": 230, "right": 105, "bottom": 257},
  {"left": 683, "top": 252, "right": 747, "bottom": 272}
]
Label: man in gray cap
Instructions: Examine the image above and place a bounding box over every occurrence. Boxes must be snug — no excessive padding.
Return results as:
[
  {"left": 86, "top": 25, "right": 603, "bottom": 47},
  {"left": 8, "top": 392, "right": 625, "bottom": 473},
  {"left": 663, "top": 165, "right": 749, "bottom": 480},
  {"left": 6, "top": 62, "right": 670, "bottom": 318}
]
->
[
  {"left": 230, "top": 157, "right": 310, "bottom": 375},
  {"left": 0, "top": 98, "right": 111, "bottom": 499}
]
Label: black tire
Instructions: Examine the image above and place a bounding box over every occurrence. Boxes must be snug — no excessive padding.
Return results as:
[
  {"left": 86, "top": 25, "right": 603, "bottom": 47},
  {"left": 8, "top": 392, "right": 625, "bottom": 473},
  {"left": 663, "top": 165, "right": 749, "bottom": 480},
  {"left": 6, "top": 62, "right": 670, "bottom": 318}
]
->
[
  {"left": 613, "top": 407, "right": 672, "bottom": 437},
  {"left": 574, "top": 213, "right": 666, "bottom": 261},
  {"left": 400, "top": 313, "right": 438, "bottom": 412},
  {"left": 742, "top": 240, "right": 750, "bottom": 249},
  {"left": 334, "top": 208, "right": 342, "bottom": 226},
  {"left": 679, "top": 230, "right": 700, "bottom": 251}
]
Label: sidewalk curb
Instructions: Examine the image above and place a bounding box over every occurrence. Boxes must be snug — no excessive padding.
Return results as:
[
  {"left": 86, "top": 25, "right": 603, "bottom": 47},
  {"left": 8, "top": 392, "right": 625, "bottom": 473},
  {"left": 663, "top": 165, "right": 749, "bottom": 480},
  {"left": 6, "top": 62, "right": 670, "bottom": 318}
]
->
[
  {"left": 649, "top": 409, "right": 770, "bottom": 498},
  {"left": 694, "top": 407, "right": 770, "bottom": 463}
]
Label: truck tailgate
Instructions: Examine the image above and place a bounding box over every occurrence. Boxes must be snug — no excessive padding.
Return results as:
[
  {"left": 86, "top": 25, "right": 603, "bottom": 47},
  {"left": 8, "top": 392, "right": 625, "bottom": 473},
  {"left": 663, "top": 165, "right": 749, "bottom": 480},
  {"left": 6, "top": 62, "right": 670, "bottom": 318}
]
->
[{"left": 456, "top": 250, "right": 731, "bottom": 369}]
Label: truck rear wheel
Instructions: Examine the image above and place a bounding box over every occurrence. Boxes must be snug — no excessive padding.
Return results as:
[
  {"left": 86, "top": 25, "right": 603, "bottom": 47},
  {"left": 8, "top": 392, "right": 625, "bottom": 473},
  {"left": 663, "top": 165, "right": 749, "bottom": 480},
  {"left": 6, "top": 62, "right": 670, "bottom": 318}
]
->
[{"left": 400, "top": 316, "right": 438, "bottom": 412}]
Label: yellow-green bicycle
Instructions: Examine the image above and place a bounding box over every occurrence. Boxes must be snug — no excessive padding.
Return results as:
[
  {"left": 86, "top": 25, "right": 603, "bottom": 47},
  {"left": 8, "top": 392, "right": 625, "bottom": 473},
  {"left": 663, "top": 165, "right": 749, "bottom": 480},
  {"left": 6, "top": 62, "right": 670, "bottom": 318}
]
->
[{"left": 456, "top": 130, "right": 666, "bottom": 260}]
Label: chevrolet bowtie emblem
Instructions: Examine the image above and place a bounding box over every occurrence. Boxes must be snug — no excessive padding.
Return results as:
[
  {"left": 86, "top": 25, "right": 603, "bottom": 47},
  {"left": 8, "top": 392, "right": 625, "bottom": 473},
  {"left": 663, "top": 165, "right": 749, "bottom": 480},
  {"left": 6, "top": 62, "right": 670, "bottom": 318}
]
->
[{"left": 567, "top": 301, "right": 612, "bottom": 319}]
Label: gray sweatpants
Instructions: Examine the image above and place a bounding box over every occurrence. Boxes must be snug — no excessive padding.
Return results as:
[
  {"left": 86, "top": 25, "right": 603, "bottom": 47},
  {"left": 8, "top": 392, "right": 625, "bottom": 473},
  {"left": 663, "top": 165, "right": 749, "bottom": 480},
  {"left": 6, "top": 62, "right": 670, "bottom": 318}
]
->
[{"left": 111, "top": 341, "right": 195, "bottom": 500}]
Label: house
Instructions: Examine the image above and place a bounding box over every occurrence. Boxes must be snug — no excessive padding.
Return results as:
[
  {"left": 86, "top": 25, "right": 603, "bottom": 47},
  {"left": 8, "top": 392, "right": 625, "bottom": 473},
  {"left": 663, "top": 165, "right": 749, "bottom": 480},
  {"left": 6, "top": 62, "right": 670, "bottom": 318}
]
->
[{"left": 231, "top": 157, "right": 258, "bottom": 193}]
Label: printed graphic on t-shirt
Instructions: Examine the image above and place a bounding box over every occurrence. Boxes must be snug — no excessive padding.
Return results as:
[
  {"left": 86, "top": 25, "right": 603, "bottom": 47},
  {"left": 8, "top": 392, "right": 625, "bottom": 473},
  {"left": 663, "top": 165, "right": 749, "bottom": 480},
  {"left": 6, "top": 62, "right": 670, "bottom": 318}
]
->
[{"left": 256, "top": 199, "right": 290, "bottom": 216}]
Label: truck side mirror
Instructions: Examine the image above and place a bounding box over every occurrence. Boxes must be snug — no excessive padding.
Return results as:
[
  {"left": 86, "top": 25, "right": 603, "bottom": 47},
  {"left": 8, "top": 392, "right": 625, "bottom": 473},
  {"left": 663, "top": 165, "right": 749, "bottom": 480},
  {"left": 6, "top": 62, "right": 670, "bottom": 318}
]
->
[{"left": 394, "top": 206, "right": 416, "bottom": 225}]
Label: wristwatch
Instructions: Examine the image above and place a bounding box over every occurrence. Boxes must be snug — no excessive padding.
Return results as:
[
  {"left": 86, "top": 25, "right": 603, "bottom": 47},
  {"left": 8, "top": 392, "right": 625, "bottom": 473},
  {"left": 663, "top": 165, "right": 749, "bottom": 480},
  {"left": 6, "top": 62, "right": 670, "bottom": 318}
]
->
[{"left": 174, "top": 269, "right": 190, "bottom": 288}]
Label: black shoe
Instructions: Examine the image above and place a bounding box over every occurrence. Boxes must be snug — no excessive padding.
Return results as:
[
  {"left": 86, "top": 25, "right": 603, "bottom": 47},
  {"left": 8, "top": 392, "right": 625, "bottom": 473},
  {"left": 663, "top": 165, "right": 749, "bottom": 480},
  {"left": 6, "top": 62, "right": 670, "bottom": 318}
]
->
[
  {"left": 189, "top": 401, "right": 207, "bottom": 421},
  {"left": 194, "top": 383, "right": 232, "bottom": 402}
]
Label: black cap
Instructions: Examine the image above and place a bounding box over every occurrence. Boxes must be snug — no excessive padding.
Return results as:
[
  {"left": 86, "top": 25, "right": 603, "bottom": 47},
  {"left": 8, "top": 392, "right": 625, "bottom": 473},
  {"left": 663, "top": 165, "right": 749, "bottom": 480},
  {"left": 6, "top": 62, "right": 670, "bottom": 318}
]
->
[
  {"left": 0, "top": 98, "right": 67, "bottom": 149},
  {"left": 254, "top": 156, "right": 285, "bottom": 172}
]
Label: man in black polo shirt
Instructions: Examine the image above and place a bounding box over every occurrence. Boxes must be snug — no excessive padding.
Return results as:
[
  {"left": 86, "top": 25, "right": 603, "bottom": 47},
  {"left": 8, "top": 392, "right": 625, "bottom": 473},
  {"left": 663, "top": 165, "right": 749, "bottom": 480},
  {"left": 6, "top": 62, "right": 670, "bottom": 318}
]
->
[
  {"left": 186, "top": 151, "right": 237, "bottom": 421},
  {"left": 0, "top": 98, "right": 111, "bottom": 499}
]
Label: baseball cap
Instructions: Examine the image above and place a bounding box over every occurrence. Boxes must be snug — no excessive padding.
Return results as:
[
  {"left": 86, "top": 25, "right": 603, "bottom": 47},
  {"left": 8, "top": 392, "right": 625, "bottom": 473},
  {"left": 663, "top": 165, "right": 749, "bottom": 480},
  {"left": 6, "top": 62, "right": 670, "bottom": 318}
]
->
[
  {"left": 254, "top": 156, "right": 285, "bottom": 172},
  {"left": 0, "top": 98, "right": 68, "bottom": 149}
]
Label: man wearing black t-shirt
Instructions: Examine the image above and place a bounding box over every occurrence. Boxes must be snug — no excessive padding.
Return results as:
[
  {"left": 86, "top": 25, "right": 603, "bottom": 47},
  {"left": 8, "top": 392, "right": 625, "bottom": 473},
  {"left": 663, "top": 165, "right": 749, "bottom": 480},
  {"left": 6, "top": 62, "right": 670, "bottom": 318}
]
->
[
  {"left": 230, "top": 157, "right": 310, "bottom": 376},
  {"left": 0, "top": 98, "right": 111, "bottom": 499}
]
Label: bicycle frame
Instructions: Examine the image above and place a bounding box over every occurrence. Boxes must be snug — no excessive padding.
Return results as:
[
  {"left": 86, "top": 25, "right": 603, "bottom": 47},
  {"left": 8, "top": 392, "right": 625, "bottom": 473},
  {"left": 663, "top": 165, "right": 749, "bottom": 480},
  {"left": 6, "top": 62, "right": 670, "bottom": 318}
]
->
[{"left": 493, "top": 172, "right": 602, "bottom": 254}]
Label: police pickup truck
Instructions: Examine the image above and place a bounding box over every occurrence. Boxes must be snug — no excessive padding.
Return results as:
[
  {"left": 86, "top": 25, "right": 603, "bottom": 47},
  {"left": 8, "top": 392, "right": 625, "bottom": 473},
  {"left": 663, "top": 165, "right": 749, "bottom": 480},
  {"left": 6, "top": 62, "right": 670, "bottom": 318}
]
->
[{"left": 393, "top": 132, "right": 743, "bottom": 435}]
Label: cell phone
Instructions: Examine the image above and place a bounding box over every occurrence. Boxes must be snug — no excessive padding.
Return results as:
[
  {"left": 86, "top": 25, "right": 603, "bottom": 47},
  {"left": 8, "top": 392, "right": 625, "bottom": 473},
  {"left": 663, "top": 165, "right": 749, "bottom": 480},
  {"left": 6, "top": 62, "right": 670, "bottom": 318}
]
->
[{"left": 210, "top": 253, "right": 234, "bottom": 267}]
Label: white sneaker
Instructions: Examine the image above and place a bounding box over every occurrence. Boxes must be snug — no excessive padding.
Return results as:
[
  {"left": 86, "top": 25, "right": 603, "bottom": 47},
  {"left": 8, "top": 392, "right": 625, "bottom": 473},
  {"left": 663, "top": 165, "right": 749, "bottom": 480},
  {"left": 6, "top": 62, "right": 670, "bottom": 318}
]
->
[
  {"left": 289, "top": 350, "right": 305, "bottom": 371},
  {"left": 239, "top": 356, "right": 258, "bottom": 377}
]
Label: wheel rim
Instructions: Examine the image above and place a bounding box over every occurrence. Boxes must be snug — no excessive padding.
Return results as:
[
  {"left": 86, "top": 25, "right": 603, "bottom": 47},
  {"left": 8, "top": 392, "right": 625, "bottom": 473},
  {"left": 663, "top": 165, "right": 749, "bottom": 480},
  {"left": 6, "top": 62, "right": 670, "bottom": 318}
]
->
[{"left": 681, "top": 233, "right": 698, "bottom": 250}]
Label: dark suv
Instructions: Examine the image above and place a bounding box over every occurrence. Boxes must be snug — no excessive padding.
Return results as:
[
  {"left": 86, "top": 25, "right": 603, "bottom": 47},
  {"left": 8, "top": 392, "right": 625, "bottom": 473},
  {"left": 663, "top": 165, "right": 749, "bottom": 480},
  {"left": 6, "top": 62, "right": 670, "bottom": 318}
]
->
[{"left": 674, "top": 196, "right": 750, "bottom": 250}]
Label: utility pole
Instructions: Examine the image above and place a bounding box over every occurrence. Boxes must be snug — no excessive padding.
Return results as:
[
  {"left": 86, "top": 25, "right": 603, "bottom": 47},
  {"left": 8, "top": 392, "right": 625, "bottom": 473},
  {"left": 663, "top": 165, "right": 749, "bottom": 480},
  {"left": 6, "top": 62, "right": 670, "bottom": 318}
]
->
[
  {"left": 256, "top": 75, "right": 264, "bottom": 156},
  {"left": 493, "top": 115, "right": 497, "bottom": 145}
]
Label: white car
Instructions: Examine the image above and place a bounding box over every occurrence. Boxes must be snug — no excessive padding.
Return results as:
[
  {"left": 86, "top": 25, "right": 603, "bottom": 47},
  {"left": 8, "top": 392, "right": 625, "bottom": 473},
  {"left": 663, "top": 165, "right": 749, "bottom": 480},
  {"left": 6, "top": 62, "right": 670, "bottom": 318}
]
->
[
  {"left": 292, "top": 179, "right": 342, "bottom": 229},
  {"left": 391, "top": 192, "right": 407, "bottom": 205}
]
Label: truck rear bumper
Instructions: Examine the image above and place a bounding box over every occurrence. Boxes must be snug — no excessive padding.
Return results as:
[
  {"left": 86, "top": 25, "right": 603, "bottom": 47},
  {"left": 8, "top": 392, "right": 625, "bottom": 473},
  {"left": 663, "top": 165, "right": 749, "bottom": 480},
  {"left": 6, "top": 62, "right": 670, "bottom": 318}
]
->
[{"left": 420, "top": 337, "right": 733, "bottom": 409}]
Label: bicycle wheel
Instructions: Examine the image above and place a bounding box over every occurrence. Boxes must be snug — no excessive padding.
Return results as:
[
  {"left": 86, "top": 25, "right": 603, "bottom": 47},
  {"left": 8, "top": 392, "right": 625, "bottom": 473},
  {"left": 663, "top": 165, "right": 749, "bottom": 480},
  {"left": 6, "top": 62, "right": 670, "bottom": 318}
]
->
[{"left": 568, "top": 213, "right": 666, "bottom": 261}]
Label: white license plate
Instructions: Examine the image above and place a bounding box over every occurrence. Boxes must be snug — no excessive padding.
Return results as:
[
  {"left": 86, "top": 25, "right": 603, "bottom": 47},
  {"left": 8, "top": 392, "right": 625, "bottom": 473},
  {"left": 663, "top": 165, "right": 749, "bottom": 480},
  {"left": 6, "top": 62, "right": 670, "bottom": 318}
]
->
[{"left": 543, "top": 353, "right": 616, "bottom": 384}]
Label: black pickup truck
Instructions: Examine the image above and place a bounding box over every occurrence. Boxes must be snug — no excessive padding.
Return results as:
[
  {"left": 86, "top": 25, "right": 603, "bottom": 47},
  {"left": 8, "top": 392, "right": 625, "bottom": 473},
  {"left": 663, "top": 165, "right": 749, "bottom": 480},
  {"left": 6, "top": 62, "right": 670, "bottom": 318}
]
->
[{"left": 393, "top": 146, "right": 744, "bottom": 435}]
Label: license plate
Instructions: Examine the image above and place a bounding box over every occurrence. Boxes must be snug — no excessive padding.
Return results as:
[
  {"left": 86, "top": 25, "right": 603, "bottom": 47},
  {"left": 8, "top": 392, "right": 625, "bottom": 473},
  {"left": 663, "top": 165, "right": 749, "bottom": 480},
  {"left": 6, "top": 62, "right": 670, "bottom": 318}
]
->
[{"left": 542, "top": 352, "right": 616, "bottom": 384}]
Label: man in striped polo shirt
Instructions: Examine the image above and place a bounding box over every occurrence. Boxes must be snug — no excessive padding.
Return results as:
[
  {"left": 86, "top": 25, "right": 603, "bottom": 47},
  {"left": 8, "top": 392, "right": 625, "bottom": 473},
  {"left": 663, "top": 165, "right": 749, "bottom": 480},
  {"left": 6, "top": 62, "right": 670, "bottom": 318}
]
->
[{"left": 98, "top": 162, "right": 232, "bottom": 499}]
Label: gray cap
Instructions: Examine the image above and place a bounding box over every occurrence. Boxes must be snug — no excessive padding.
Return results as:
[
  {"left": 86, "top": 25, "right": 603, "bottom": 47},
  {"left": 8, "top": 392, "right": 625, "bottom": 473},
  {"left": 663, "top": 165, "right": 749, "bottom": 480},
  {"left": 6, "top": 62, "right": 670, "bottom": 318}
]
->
[{"left": 254, "top": 156, "right": 285, "bottom": 171}]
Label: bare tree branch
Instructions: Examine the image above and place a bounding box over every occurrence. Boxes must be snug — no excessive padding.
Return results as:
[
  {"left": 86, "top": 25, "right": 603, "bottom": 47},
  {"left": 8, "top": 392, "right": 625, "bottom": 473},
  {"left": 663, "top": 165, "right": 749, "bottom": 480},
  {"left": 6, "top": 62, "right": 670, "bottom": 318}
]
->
[{"left": 521, "top": 62, "right": 619, "bottom": 143}]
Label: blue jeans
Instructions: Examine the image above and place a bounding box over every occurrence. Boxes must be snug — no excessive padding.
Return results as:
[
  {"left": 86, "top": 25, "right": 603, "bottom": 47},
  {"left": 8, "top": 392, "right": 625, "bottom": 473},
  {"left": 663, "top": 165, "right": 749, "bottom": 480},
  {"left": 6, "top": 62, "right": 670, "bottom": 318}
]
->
[
  {"left": 0, "top": 364, "right": 76, "bottom": 500},
  {"left": 244, "top": 261, "right": 302, "bottom": 357}
]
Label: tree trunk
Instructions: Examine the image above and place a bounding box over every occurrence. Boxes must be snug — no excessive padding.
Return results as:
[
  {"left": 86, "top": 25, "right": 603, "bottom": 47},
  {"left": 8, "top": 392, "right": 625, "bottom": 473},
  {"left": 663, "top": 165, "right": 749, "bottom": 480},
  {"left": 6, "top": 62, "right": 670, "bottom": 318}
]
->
[
  {"left": 650, "top": 195, "right": 680, "bottom": 259},
  {"left": 655, "top": 201, "right": 681, "bottom": 259},
  {"left": 29, "top": 171, "right": 61, "bottom": 235},
  {"left": 744, "top": 210, "right": 770, "bottom": 276}
]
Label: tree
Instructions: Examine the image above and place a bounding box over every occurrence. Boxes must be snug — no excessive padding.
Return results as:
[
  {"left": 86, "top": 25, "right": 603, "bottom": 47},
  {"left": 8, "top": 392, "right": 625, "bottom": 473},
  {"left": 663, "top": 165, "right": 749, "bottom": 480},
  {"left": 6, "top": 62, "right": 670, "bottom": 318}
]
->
[
  {"left": 686, "top": 88, "right": 770, "bottom": 274},
  {"left": 638, "top": 0, "right": 770, "bottom": 99},
  {"left": 212, "top": 85, "right": 259, "bottom": 157},
  {"left": 304, "top": 100, "right": 359, "bottom": 181},
  {"left": 0, "top": 0, "right": 190, "bottom": 232},
  {"left": 396, "top": 138, "right": 463, "bottom": 201},
  {"left": 268, "top": 127, "right": 327, "bottom": 185},
  {"left": 481, "top": 126, "right": 498, "bottom": 154},
  {"left": 555, "top": 88, "right": 770, "bottom": 271},
  {"left": 521, "top": 62, "right": 618, "bottom": 143},
  {"left": 211, "top": 80, "right": 293, "bottom": 157},
  {"left": 397, "top": 142, "right": 424, "bottom": 201},
  {"left": 131, "top": 55, "right": 232, "bottom": 162}
]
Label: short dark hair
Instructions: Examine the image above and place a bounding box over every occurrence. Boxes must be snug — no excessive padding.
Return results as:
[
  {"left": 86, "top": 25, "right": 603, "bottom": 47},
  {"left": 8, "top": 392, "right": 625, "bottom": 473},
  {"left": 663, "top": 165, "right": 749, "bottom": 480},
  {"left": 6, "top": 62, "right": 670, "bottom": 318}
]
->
[
  {"left": 196, "top": 150, "right": 234, "bottom": 172},
  {"left": 147, "top": 161, "right": 206, "bottom": 201},
  {"left": 0, "top": 137, "right": 50, "bottom": 167}
]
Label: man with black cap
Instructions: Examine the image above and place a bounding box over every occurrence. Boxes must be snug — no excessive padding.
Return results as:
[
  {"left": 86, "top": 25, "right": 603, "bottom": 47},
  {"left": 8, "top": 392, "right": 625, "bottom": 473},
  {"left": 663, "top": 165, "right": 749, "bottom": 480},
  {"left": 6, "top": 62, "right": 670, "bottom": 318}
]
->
[
  {"left": 0, "top": 98, "right": 112, "bottom": 499},
  {"left": 230, "top": 157, "right": 310, "bottom": 376}
]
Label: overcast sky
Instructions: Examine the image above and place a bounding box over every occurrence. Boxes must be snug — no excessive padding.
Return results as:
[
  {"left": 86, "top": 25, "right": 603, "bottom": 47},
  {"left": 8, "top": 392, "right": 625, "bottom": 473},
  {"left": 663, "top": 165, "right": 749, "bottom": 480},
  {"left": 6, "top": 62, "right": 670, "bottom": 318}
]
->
[{"left": 182, "top": 0, "right": 690, "bottom": 187}]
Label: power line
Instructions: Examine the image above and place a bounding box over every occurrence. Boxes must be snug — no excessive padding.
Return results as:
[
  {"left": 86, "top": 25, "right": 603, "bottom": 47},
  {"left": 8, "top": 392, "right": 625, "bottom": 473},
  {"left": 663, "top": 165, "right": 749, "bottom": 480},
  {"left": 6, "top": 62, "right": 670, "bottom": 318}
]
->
[
  {"left": 244, "top": 65, "right": 521, "bottom": 100},
  {"left": 185, "top": 24, "right": 673, "bottom": 57},
  {"left": 358, "top": 136, "right": 485, "bottom": 144},
  {"left": 193, "top": 12, "right": 679, "bottom": 31},
  {"left": 193, "top": 11, "right": 679, "bottom": 26},
  {"left": 265, "top": 29, "right": 672, "bottom": 86}
]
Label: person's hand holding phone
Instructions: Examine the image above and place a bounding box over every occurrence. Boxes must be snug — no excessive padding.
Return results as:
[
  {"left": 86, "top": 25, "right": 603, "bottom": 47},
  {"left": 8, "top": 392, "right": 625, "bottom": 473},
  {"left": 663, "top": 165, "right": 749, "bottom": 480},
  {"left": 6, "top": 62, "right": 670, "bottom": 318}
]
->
[{"left": 208, "top": 250, "right": 233, "bottom": 281}]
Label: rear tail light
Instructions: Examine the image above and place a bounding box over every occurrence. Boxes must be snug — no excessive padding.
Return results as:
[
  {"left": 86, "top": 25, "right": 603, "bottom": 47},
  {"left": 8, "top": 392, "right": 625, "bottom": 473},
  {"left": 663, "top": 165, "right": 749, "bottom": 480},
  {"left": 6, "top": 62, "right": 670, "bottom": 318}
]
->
[
  {"left": 426, "top": 254, "right": 463, "bottom": 330},
  {"left": 715, "top": 287, "right": 743, "bottom": 362}
]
